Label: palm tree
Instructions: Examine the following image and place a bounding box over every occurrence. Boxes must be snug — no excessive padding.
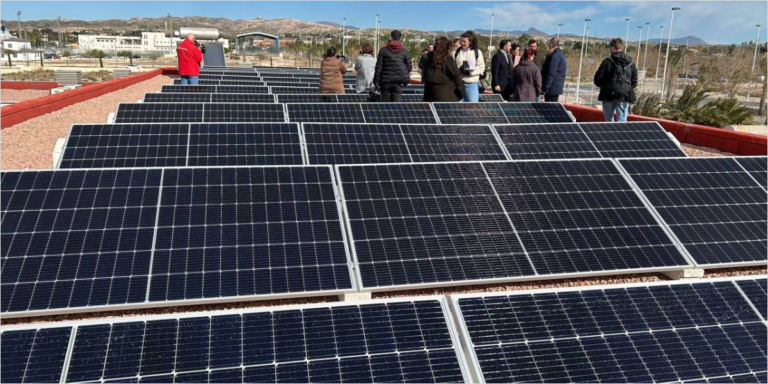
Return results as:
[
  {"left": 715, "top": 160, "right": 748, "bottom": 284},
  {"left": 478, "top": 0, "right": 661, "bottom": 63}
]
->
[
  {"left": 62, "top": 50, "right": 70, "bottom": 66},
  {"left": 662, "top": 46, "right": 687, "bottom": 101},
  {"left": 89, "top": 49, "right": 106, "bottom": 68},
  {"left": 3, "top": 49, "right": 13, "bottom": 67}
]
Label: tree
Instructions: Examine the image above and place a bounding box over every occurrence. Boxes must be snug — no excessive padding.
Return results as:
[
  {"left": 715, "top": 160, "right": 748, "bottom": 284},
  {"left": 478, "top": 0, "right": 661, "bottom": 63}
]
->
[
  {"left": 517, "top": 33, "right": 533, "bottom": 47},
  {"left": 255, "top": 52, "right": 268, "bottom": 65},
  {"left": 3, "top": 50, "right": 13, "bottom": 67},
  {"left": 89, "top": 49, "right": 106, "bottom": 68},
  {"left": 62, "top": 50, "right": 71, "bottom": 66},
  {"left": 117, "top": 50, "right": 133, "bottom": 65},
  {"left": 145, "top": 51, "right": 161, "bottom": 67}
]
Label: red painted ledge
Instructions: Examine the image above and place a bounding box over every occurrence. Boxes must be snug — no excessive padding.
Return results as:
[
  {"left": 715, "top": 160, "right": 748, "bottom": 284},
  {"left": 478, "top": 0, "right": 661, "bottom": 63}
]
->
[
  {"left": 1, "top": 69, "right": 164, "bottom": 129},
  {"left": 1, "top": 81, "right": 101, "bottom": 90},
  {"left": 564, "top": 104, "right": 767, "bottom": 156}
]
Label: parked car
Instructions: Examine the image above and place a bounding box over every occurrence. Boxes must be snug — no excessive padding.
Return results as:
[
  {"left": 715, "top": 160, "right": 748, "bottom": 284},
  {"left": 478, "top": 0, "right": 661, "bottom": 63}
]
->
[
  {"left": 132, "top": 54, "right": 142, "bottom": 59},
  {"left": 125, "top": 64, "right": 142, "bottom": 70}
]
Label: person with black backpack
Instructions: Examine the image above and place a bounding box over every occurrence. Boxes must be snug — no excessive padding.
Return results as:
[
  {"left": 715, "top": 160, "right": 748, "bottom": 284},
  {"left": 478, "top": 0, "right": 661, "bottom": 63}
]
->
[
  {"left": 594, "top": 37, "right": 638, "bottom": 122},
  {"left": 454, "top": 30, "right": 486, "bottom": 102}
]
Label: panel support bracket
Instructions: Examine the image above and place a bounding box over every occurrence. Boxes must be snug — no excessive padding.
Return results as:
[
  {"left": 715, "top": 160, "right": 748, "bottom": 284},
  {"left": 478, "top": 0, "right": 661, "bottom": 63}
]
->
[
  {"left": 338, "top": 291, "right": 372, "bottom": 301},
  {"left": 662, "top": 268, "right": 705, "bottom": 280}
]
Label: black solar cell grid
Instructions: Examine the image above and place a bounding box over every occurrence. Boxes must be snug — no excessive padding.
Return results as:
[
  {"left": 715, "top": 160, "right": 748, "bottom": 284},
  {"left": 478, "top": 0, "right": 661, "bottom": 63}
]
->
[
  {"left": 336, "top": 159, "right": 690, "bottom": 290},
  {"left": 160, "top": 85, "right": 270, "bottom": 94},
  {"left": 302, "top": 124, "right": 413, "bottom": 165},
  {"left": 287, "top": 103, "right": 437, "bottom": 124},
  {"left": 276, "top": 94, "right": 340, "bottom": 103},
  {"left": 735, "top": 156, "right": 768, "bottom": 189},
  {"left": 144, "top": 93, "right": 212, "bottom": 103},
  {"left": 619, "top": 157, "right": 767, "bottom": 267},
  {"left": 498, "top": 102, "right": 572, "bottom": 123},
  {"left": 0, "top": 166, "right": 354, "bottom": 316},
  {"left": 453, "top": 278, "right": 767, "bottom": 384},
  {"left": 187, "top": 123, "right": 304, "bottom": 166},
  {"left": 494, "top": 123, "right": 600, "bottom": 159},
  {"left": 269, "top": 86, "right": 325, "bottom": 94},
  {"left": 60, "top": 124, "right": 189, "bottom": 168},
  {"left": 737, "top": 278, "right": 767, "bottom": 320},
  {"left": 360, "top": 103, "right": 437, "bottom": 124},
  {"left": 401, "top": 125, "right": 507, "bottom": 162},
  {"left": 478, "top": 94, "right": 505, "bottom": 102},
  {"left": 210, "top": 93, "right": 276, "bottom": 103},
  {"left": 115, "top": 103, "right": 204, "bottom": 123},
  {"left": 287, "top": 103, "right": 365, "bottom": 123},
  {"left": 579, "top": 122, "right": 687, "bottom": 157},
  {"left": 173, "top": 79, "right": 265, "bottom": 86},
  {"left": 202, "top": 103, "right": 286, "bottom": 122},
  {"left": 0, "top": 298, "right": 468, "bottom": 383},
  {"left": 160, "top": 85, "right": 216, "bottom": 93},
  {"left": 433, "top": 103, "right": 508, "bottom": 125}
]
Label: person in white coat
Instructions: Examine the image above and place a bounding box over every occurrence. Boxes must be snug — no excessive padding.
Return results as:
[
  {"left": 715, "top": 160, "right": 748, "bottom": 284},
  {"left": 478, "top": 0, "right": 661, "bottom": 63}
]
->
[
  {"left": 354, "top": 43, "right": 377, "bottom": 93},
  {"left": 453, "top": 30, "right": 486, "bottom": 102}
]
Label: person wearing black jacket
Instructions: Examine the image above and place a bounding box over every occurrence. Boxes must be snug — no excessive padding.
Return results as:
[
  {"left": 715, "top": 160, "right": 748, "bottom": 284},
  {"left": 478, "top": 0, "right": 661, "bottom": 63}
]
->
[
  {"left": 423, "top": 36, "right": 464, "bottom": 102},
  {"left": 594, "top": 37, "right": 638, "bottom": 122},
  {"left": 374, "top": 30, "right": 413, "bottom": 102},
  {"left": 541, "top": 37, "right": 566, "bottom": 102},
  {"left": 418, "top": 44, "right": 433, "bottom": 75},
  {"left": 491, "top": 39, "right": 512, "bottom": 100}
]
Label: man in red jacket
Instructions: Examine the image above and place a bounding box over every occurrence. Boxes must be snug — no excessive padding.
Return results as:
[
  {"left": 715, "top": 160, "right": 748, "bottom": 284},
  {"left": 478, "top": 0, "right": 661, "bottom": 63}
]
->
[{"left": 176, "top": 34, "right": 203, "bottom": 85}]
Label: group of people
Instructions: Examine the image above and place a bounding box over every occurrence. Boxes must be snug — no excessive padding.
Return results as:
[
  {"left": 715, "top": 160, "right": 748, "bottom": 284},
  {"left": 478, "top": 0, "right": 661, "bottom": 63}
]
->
[{"left": 488, "top": 37, "right": 567, "bottom": 103}]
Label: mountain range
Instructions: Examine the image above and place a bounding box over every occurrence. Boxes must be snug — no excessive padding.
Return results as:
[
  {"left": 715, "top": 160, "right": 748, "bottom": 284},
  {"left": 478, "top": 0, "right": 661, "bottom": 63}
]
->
[{"left": 0, "top": 16, "right": 708, "bottom": 45}]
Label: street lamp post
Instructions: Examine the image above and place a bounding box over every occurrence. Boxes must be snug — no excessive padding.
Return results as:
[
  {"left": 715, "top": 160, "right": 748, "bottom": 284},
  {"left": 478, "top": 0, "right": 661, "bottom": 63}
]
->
[
  {"left": 16, "top": 11, "right": 21, "bottom": 39},
  {"left": 575, "top": 18, "right": 591, "bottom": 103},
  {"left": 507, "top": 27, "right": 510, "bottom": 39},
  {"left": 661, "top": 7, "right": 681, "bottom": 100},
  {"left": 374, "top": 14, "right": 379, "bottom": 55},
  {"left": 748, "top": 24, "right": 762, "bottom": 103},
  {"left": 585, "top": 27, "right": 590, "bottom": 57},
  {"left": 489, "top": 13, "right": 495, "bottom": 61},
  {"left": 342, "top": 18, "right": 346, "bottom": 58},
  {"left": 684, "top": 36, "right": 690, "bottom": 81},
  {"left": 57, "top": 17, "right": 63, "bottom": 53},
  {"left": 557, "top": 24, "right": 563, "bottom": 39},
  {"left": 637, "top": 26, "right": 644, "bottom": 59},
  {"left": 625, "top": 18, "right": 631, "bottom": 45},
  {"left": 642, "top": 22, "right": 650, "bottom": 72},
  {"left": 655, "top": 25, "right": 664, "bottom": 83}
]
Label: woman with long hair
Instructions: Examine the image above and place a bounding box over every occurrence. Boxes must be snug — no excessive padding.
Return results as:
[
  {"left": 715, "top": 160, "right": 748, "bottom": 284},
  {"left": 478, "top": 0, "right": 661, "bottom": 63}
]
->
[
  {"left": 319, "top": 46, "right": 347, "bottom": 94},
  {"left": 454, "top": 30, "right": 486, "bottom": 102},
  {"left": 509, "top": 47, "right": 542, "bottom": 101},
  {"left": 422, "top": 36, "right": 464, "bottom": 102}
]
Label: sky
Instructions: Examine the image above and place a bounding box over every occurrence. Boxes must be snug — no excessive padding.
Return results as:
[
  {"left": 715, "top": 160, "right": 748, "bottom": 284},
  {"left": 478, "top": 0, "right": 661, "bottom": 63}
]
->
[{"left": 1, "top": 1, "right": 766, "bottom": 45}]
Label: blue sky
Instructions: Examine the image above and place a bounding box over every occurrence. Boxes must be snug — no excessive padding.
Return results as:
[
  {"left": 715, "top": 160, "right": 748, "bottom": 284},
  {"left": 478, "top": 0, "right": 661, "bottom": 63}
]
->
[{"left": 2, "top": 1, "right": 766, "bottom": 44}]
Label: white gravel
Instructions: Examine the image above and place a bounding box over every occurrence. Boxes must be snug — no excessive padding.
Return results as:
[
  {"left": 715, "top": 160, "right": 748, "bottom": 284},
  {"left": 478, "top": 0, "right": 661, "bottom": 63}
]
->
[
  {"left": 681, "top": 143, "right": 732, "bottom": 157},
  {"left": 1, "top": 75, "right": 173, "bottom": 170}
]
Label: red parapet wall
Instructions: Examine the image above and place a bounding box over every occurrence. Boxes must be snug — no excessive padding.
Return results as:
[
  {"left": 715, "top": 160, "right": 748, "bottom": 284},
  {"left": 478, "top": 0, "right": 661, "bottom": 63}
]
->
[
  {"left": 1, "top": 81, "right": 100, "bottom": 90},
  {"left": 564, "top": 104, "right": 767, "bottom": 156},
  {"left": 0, "top": 69, "right": 164, "bottom": 129}
]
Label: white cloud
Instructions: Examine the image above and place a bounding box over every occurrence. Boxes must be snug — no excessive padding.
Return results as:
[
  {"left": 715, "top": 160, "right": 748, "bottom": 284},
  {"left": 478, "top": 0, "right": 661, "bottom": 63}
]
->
[{"left": 473, "top": 2, "right": 598, "bottom": 32}]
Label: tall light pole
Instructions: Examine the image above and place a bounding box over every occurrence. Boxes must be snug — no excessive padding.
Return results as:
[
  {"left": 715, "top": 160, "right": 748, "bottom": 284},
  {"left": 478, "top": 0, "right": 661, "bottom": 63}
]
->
[
  {"left": 557, "top": 24, "right": 563, "bottom": 39},
  {"left": 342, "top": 18, "right": 346, "bottom": 58},
  {"left": 625, "top": 18, "right": 631, "bottom": 44},
  {"left": 655, "top": 25, "right": 664, "bottom": 83},
  {"left": 575, "top": 18, "right": 591, "bottom": 103},
  {"left": 643, "top": 22, "right": 650, "bottom": 71},
  {"left": 488, "top": 13, "right": 495, "bottom": 61},
  {"left": 374, "top": 14, "right": 379, "bottom": 55},
  {"left": 748, "top": 24, "right": 762, "bottom": 103},
  {"left": 684, "top": 36, "right": 690, "bottom": 81},
  {"left": 16, "top": 11, "right": 21, "bottom": 39},
  {"left": 507, "top": 27, "right": 510, "bottom": 39},
  {"left": 637, "top": 26, "right": 644, "bottom": 59},
  {"left": 57, "top": 17, "right": 63, "bottom": 52},
  {"left": 585, "top": 27, "right": 590, "bottom": 57},
  {"left": 661, "top": 7, "right": 681, "bottom": 100}
]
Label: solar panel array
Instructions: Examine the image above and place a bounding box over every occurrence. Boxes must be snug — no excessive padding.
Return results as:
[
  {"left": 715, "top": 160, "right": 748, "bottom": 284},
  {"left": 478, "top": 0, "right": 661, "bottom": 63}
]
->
[
  {"left": 303, "top": 124, "right": 507, "bottom": 165},
  {"left": 433, "top": 102, "right": 572, "bottom": 124},
  {"left": 161, "top": 85, "right": 270, "bottom": 94},
  {"left": 496, "top": 122, "right": 686, "bottom": 159},
  {"left": 619, "top": 157, "right": 767, "bottom": 267},
  {"left": 453, "top": 277, "right": 768, "bottom": 383},
  {"left": 287, "top": 103, "right": 438, "bottom": 124},
  {"left": 336, "top": 159, "right": 691, "bottom": 290},
  {"left": 58, "top": 123, "right": 304, "bottom": 168},
  {"left": 0, "top": 298, "right": 469, "bottom": 383},
  {"left": 0, "top": 166, "right": 354, "bottom": 317},
  {"left": 114, "top": 103, "right": 285, "bottom": 123},
  {"left": 145, "top": 93, "right": 277, "bottom": 103}
]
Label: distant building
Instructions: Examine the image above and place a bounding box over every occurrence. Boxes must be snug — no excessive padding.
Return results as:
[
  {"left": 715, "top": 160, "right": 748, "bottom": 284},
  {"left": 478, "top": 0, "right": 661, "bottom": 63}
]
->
[
  {"left": 78, "top": 33, "right": 229, "bottom": 56},
  {"left": 1, "top": 35, "right": 42, "bottom": 62}
]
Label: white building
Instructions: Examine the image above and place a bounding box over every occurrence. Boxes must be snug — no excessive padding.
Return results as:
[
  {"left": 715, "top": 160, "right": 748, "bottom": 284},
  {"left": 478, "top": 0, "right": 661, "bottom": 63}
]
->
[
  {"left": 1, "top": 37, "right": 42, "bottom": 62},
  {"left": 77, "top": 33, "right": 230, "bottom": 56}
]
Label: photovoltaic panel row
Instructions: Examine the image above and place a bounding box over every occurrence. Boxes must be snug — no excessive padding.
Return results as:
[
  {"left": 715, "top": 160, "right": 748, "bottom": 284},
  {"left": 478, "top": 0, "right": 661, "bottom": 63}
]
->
[
  {"left": 619, "top": 157, "right": 767, "bottom": 267},
  {"left": 336, "top": 159, "right": 691, "bottom": 290},
  {"left": 196, "top": 74, "right": 263, "bottom": 81},
  {"left": 172, "top": 79, "right": 266, "bottom": 86},
  {"left": 496, "top": 122, "right": 686, "bottom": 159},
  {"left": 452, "top": 277, "right": 767, "bottom": 383},
  {"left": 275, "top": 94, "right": 504, "bottom": 103},
  {"left": 734, "top": 156, "right": 768, "bottom": 189},
  {"left": 58, "top": 123, "right": 304, "bottom": 168},
  {"left": 0, "top": 297, "right": 469, "bottom": 383},
  {"left": 433, "top": 102, "right": 572, "bottom": 124},
  {"left": 0, "top": 166, "right": 354, "bottom": 317},
  {"left": 302, "top": 124, "right": 507, "bottom": 165},
  {"left": 263, "top": 82, "right": 356, "bottom": 90},
  {"left": 114, "top": 103, "right": 285, "bottom": 123},
  {"left": 260, "top": 76, "right": 357, "bottom": 84},
  {"left": 144, "top": 92, "right": 277, "bottom": 103},
  {"left": 161, "top": 85, "right": 270, "bottom": 94},
  {"left": 736, "top": 278, "right": 768, "bottom": 320},
  {"left": 287, "top": 103, "right": 438, "bottom": 124},
  {"left": 270, "top": 86, "right": 424, "bottom": 95}
]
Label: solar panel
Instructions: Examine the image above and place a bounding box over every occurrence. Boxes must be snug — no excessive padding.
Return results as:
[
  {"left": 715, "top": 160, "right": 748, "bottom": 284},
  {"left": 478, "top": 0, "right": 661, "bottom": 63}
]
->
[
  {"left": 287, "top": 103, "right": 437, "bottom": 124},
  {"left": 187, "top": 123, "right": 304, "bottom": 166},
  {"left": 735, "top": 156, "right": 768, "bottom": 189},
  {"left": 303, "top": 124, "right": 413, "bottom": 165},
  {"left": 1, "top": 166, "right": 354, "bottom": 317},
  {"left": 579, "top": 122, "right": 687, "bottom": 157},
  {"left": 495, "top": 123, "right": 602, "bottom": 159},
  {"left": 736, "top": 278, "right": 767, "bottom": 320},
  {"left": 0, "top": 326, "right": 72, "bottom": 383},
  {"left": 361, "top": 103, "right": 437, "bottom": 124},
  {"left": 498, "top": 102, "right": 572, "bottom": 123},
  {"left": 173, "top": 79, "right": 265, "bottom": 86},
  {"left": 276, "top": 94, "right": 340, "bottom": 103},
  {"left": 400, "top": 125, "right": 507, "bottom": 162},
  {"left": 114, "top": 103, "right": 286, "bottom": 123},
  {"left": 161, "top": 85, "right": 270, "bottom": 94},
  {"left": 210, "top": 93, "right": 276, "bottom": 103},
  {"left": 619, "top": 157, "right": 767, "bottom": 267},
  {"left": 144, "top": 93, "right": 212, "bottom": 103},
  {"left": 336, "top": 159, "right": 690, "bottom": 290},
  {"left": 0, "top": 297, "right": 469, "bottom": 383},
  {"left": 59, "top": 124, "right": 189, "bottom": 168},
  {"left": 269, "top": 86, "right": 327, "bottom": 94},
  {"left": 197, "top": 74, "right": 262, "bottom": 81},
  {"left": 433, "top": 103, "right": 508, "bottom": 125},
  {"left": 452, "top": 277, "right": 767, "bottom": 384},
  {"left": 478, "top": 94, "right": 505, "bottom": 102}
]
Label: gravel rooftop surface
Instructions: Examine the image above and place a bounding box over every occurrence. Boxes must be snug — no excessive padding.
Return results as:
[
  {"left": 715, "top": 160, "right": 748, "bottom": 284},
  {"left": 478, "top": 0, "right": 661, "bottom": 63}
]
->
[
  {"left": 0, "top": 89, "right": 51, "bottom": 103},
  {"left": 1, "top": 75, "right": 173, "bottom": 170},
  {"left": 0, "top": 85, "right": 762, "bottom": 326}
]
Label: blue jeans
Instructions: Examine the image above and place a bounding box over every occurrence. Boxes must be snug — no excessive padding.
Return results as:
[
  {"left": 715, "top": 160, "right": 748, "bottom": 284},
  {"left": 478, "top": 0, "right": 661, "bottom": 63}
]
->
[
  {"left": 463, "top": 82, "right": 479, "bottom": 102},
  {"left": 602, "top": 101, "right": 628, "bottom": 122},
  {"left": 180, "top": 76, "right": 198, "bottom": 85}
]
